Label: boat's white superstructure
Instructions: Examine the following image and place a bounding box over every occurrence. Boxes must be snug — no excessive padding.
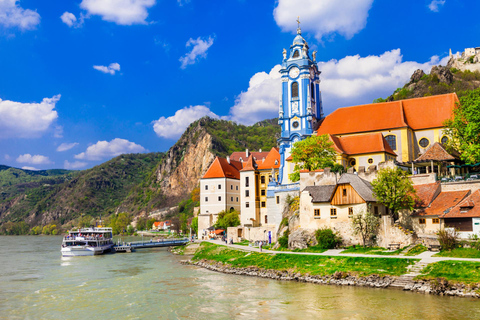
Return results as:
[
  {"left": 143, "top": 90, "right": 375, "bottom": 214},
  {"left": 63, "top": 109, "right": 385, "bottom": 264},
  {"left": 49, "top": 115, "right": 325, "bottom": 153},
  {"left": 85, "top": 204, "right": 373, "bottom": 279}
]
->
[{"left": 61, "top": 227, "right": 114, "bottom": 257}]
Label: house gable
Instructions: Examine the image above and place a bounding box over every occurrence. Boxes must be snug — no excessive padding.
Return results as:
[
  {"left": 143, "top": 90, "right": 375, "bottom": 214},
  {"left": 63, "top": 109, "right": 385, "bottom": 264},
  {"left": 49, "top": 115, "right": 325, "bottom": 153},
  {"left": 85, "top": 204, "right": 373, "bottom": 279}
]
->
[{"left": 331, "top": 184, "right": 366, "bottom": 205}]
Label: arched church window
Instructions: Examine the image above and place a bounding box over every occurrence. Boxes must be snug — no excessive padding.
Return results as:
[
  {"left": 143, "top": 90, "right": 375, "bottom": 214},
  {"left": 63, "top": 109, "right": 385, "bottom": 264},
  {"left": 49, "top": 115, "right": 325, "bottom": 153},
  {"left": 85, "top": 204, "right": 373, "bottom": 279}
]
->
[
  {"left": 293, "top": 50, "right": 300, "bottom": 58},
  {"left": 311, "top": 83, "right": 315, "bottom": 99},
  {"left": 291, "top": 82, "right": 299, "bottom": 98},
  {"left": 441, "top": 136, "right": 448, "bottom": 145},
  {"left": 385, "top": 135, "right": 397, "bottom": 150}
]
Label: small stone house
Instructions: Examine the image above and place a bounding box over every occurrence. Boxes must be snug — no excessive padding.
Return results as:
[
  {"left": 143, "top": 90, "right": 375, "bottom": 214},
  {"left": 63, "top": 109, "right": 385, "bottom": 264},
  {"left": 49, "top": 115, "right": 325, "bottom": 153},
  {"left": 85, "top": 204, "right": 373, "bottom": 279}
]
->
[{"left": 300, "top": 173, "right": 386, "bottom": 245}]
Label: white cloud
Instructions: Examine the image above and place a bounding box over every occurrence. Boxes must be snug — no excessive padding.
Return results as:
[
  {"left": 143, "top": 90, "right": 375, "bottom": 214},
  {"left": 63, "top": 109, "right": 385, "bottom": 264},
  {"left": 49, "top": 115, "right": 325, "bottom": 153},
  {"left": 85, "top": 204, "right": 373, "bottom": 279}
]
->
[
  {"left": 0, "top": 95, "right": 59, "bottom": 138},
  {"left": 16, "top": 154, "right": 52, "bottom": 165},
  {"left": 319, "top": 49, "right": 450, "bottom": 113},
  {"left": 75, "top": 138, "right": 146, "bottom": 160},
  {"left": 0, "top": 0, "right": 40, "bottom": 31},
  {"left": 21, "top": 166, "right": 39, "bottom": 171},
  {"left": 93, "top": 62, "right": 120, "bottom": 75},
  {"left": 177, "top": 0, "right": 190, "bottom": 6},
  {"left": 153, "top": 105, "right": 218, "bottom": 139},
  {"left": 228, "top": 65, "right": 282, "bottom": 125},
  {"left": 80, "top": 0, "right": 156, "bottom": 25},
  {"left": 428, "top": 0, "right": 445, "bottom": 12},
  {"left": 57, "top": 142, "right": 79, "bottom": 152},
  {"left": 274, "top": 0, "right": 374, "bottom": 40},
  {"left": 4, "top": 154, "right": 10, "bottom": 160},
  {"left": 179, "top": 36, "right": 214, "bottom": 69},
  {"left": 60, "top": 11, "right": 84, "bottom": 28},
  {"left": 226, "top": 49, "right": 451, "bottom": 124},
  {"left": 54, "top": 125, "right": 63, "bottom": 138},
  {"left": 64, "top": 160, "right": 87, "bottom": 170}
]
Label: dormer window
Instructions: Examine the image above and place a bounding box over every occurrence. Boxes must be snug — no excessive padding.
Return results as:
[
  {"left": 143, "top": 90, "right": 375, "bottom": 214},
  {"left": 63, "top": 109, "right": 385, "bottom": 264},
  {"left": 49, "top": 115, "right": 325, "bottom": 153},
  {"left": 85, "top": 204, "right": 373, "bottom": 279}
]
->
[
  {"left": 293, "top": 50, "right": 300, "bottom": 58},
  {"left": 275, "top": 159, "right": 278, "bottom": 165}
]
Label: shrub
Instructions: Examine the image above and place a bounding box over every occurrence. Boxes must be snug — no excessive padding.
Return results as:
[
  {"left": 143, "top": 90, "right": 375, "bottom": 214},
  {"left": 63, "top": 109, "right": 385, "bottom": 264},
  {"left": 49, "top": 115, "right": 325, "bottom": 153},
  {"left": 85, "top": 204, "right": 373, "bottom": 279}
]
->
[
  {"left": 438, "top": 229, "right": 458, "bottom": 251},
  {"left": 315, "top": 228, "right": 342, "bottom": 249},
  {"left": 278, "top": 229, "right": 289, "bottom": 248}
]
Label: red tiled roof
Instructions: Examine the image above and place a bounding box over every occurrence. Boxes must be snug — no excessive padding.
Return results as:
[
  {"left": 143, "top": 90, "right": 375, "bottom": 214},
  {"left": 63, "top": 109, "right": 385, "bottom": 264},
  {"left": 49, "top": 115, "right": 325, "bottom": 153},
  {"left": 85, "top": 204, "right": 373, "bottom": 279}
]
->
[
  {"left": 413, "top": 182, "right": 441, "bottom": 208},
  {"left": 230, "top": 151, "right": 270, "bottom": 163},
  {"left": 286, "top": 155, "right": 293, "bottom": 161},
  {"left": 415, "top": 142, "right": 458, "bottom": 162},
  {"left": 240, "top": 156, "right": 256, "bottom": 172},
  {"left": 329, "top": 133, "right": 396, "bottom": 156},
  {"left": 402, "top": 93, "right": 457, "bottom": 130},
  {"left": 257, "top": 147, "right": 281, "bottom": 170},
  {"left": 316, "top": 93, "right": 457, "bottom": 135},
  {"left": 202, "top": 157, "right": 242, "bottom": 179},
  {"left": 442, "top": 190, "right": 480, "bottom": 218},
  {"left": 153, "top": 222, "right": 161, "bottom": 227},
  {"left": 415, "top": 190, "right": 469, "bottom": 217}
]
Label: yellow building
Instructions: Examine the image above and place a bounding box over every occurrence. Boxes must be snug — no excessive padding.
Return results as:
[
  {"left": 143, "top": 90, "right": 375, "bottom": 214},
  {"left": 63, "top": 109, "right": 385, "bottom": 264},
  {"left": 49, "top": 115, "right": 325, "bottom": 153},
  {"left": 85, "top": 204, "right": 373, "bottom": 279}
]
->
[{"left": 315, "top": 93, "right": 458, "bottom": 171}]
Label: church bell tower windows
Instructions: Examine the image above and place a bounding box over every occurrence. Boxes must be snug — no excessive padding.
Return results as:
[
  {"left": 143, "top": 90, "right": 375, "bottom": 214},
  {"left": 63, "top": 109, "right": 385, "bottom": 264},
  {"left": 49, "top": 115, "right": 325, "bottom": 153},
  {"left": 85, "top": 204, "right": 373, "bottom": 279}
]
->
[
  {"left": 293, "top": 50, "right": 300, "bottom": 58},
  {"left": 291, "top": 82, "right": 299, "bottom": 98}
]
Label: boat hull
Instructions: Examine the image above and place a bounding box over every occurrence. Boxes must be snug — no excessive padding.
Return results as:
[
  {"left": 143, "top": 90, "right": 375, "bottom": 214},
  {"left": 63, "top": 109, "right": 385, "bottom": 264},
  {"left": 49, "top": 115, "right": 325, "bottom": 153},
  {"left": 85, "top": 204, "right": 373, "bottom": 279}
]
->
[{"left": 61, "top": 245, "right": 113, "bottom": 257}]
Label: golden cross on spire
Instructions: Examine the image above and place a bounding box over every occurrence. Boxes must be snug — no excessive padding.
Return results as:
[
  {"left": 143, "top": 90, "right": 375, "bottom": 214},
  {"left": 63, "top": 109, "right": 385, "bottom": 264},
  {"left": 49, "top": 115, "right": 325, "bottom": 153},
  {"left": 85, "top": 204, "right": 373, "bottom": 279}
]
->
[{"left": 296, "top": 16, "right": 300, "bottom": 28}]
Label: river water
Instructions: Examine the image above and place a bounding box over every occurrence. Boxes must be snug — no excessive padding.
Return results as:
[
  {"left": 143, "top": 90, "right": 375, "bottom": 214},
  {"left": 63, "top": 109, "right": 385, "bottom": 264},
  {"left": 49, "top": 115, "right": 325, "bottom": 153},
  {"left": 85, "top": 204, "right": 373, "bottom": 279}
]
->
[{"left": 0, "top": 236, "right": 479, "bottom": 319}]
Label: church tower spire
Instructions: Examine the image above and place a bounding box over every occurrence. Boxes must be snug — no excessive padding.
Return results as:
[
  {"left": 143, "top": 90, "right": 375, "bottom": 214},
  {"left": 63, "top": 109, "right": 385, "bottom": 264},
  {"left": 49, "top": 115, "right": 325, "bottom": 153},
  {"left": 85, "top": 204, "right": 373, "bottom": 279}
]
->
[{"left": 277, "top": 19, "right": 323, "bottom": 184}]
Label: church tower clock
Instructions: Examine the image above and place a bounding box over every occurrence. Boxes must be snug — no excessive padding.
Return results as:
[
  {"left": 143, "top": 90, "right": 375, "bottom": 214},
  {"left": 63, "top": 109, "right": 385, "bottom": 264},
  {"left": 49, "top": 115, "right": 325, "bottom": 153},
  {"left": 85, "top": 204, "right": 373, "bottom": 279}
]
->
[{"left": 277, "top": 19, "right": 323, "bottom": 184}]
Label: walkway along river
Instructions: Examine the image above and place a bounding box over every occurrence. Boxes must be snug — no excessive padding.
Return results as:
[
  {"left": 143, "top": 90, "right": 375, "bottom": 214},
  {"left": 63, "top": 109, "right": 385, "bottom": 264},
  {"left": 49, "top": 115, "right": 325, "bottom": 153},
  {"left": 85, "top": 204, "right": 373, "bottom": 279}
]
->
[{"left": 1, "top": 236, "right": 480, "bottom": 319}]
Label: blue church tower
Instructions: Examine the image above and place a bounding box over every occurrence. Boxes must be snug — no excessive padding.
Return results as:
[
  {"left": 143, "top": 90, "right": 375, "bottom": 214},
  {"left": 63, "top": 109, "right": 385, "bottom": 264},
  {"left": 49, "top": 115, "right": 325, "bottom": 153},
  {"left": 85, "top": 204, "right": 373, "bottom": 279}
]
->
[{"left": 277, "top": 22, "right": 323, "bottom": 184}]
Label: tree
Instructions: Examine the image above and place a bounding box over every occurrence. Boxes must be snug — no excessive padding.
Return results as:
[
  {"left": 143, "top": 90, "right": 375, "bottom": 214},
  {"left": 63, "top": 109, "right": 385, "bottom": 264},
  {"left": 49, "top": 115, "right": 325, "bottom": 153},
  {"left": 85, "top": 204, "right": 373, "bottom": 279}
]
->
[
  {"left": 214, "top": 210, "right": 240, "bottom": 230},
  {"left": 289, "top": 134, "right": 337, "bottom": 182},
  {"left": 146, "top": 218, "right": 156, "bottom": 230},
  {"left": 371, "top": 167, "right": 416, "bottom": 221},
  {"left": 136, "top": 216, "right": 147, "bottom": 231},
  {"left": 191, "top": 217, "right": 198, "bottom": 234},
  {"left": 444, "top": 88, "right": 480, "bottom": 164},
  {"left": 352, "top": 210, "right": 380, "bottom": 248}
]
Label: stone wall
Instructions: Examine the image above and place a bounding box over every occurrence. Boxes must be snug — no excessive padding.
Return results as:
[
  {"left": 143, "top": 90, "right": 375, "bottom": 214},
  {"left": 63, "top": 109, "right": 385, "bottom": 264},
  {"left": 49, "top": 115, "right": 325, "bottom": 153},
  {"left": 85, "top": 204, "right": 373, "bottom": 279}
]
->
[
  {"left": 441, "top": 180, "right": 480, "bottom": 193},
  {"left": 377, "top": 215, "right": 415, "bottom": 248},
  {"left": 409, "top": 173, "right": 437, "bottom": 185},
  {"left": 227, "top": 226, "right": 277, "bottom": 243}
]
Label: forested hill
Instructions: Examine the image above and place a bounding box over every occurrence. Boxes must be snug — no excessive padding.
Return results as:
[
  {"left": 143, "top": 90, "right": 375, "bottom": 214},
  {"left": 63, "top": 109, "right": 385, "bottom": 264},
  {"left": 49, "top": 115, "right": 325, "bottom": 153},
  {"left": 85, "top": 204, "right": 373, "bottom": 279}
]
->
[{"left": 0, "top": 117, "right": 280, "bottom": 233}]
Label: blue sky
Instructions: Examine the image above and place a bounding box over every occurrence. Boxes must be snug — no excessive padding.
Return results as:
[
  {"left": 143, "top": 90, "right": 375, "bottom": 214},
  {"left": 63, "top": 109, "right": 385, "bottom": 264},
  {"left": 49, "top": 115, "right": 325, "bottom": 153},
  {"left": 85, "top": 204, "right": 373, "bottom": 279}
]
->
[{"left": 0, "top": 0, "right": 479, "bottom": 170}]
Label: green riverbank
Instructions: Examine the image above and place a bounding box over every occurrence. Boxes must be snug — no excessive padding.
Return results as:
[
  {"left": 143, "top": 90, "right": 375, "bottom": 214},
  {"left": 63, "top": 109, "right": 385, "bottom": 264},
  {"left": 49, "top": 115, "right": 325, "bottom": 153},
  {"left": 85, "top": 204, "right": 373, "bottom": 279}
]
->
[{"left": 193, "top": 242, "right": 416, "bottom": 277}]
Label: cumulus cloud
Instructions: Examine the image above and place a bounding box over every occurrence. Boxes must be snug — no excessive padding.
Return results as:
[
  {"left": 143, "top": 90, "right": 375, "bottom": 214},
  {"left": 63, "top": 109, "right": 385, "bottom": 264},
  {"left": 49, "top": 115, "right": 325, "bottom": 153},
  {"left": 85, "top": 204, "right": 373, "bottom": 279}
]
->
[
  {"left": 21, "top": 166, "right": 39, "bottom": 171},
  {"left": 60, "top": 11, "right": 85, "bottom": 28},
  {"left": 428, "top": 0, "right": 445, "bottom": 12},
  {"left": 80, "top": 0, "right": 156, "bottom": 25},
  {"left": 274, "top": 0, "right": 373, "bottom": 40},
  {"left": 64, "top": 160, "right": 87, "bottom": 170},
  {"left": 0, "top": 95, "right": 59, "bottom": 138},
  {"left": 75, "top": 138, "right": 146, "bottom": 161},
  {"left": 228, "top": 65, "right": 282, "bottom": 125},
  {"left": 179, "top": 36, "right": 214, "bottom": 69},
  {"left": 0, "top": 0, "right": 41, "bottom": 30},
  {"left": 93, "top": 62, "right": 120, "bottom": 75},
  {"left": 227, "top": 49, "right": 451, "bottom": 124},
  {"left": 57, "top": 142, "right": 79, "bottom": 152},
  {"left": 153, "top": 105, "right": 218, "bottom": 139},
  {"left": 319, "top": 49, "right": 450, "bottom": 112},
  {"left": 16, "top": 154, "right": 52, "bottom": 165}
]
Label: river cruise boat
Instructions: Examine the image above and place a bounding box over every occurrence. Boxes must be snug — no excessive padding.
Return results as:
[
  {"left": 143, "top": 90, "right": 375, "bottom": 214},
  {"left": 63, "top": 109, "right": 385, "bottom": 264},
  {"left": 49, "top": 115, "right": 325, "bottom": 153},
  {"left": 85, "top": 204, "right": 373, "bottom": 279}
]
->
[{"left": 61, "top": 227, "right": 114, "bottom": 257}]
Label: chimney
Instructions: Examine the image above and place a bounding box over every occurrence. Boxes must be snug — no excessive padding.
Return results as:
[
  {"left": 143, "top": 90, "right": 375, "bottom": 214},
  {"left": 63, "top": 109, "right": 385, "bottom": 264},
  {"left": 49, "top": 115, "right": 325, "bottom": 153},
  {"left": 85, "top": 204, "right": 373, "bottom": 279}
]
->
[
  {"left": 227, "top": 156, "right": 230, "bottom": 164},
  {"left": 259, "top": 149, "right": 262, "bottom": 153},
  {"left": 246, "top": 149, "right": 249, "bottom": 157}
]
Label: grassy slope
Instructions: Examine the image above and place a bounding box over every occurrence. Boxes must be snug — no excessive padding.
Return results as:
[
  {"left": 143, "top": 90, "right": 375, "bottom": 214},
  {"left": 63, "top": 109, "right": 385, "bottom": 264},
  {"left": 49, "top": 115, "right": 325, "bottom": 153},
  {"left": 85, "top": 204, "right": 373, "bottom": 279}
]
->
[
  {"left": 419, "top": 261, "right": 480, "bottom": 284},
  {"left": 193, "top": 242, "right": 416, "bottom": 276},
  {"left": 340, "top": 246, "right": 403, "bottom": 256},
  {"left": 435, "top": 248, "right": 480, "bottom": 259}
]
